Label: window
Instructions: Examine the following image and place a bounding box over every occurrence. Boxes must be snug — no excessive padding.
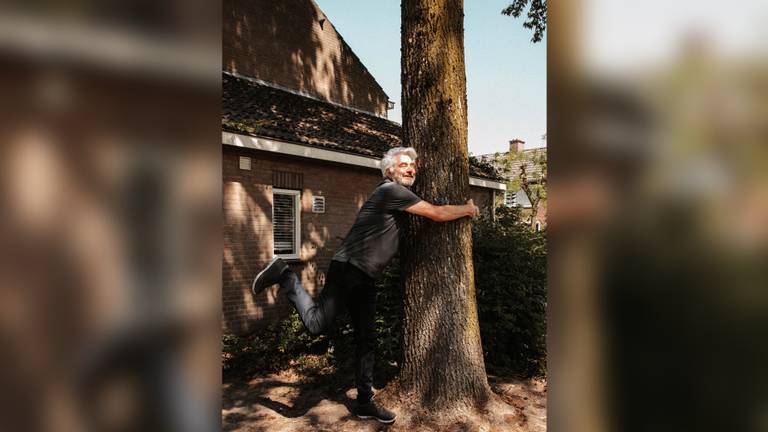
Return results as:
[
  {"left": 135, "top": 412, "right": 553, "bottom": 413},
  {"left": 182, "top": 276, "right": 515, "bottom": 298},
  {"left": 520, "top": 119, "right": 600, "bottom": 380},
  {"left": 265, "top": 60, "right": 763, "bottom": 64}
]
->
[
  {"left": 535, "top": 221, "right": 542, "bottom": 232},
  {"left": 272, "top": 188, "right": 301, "bottom": 259},
  {"left": 504, "top": 190, "right": 517, "bottom": 207}
]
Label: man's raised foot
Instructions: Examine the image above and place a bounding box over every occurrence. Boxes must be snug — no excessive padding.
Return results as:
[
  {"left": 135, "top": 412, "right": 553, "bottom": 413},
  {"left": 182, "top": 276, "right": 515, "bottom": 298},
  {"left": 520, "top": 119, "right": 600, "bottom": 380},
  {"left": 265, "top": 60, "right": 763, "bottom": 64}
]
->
[{"left": 251, "top": 256, "right": 288, "bottom": 295}]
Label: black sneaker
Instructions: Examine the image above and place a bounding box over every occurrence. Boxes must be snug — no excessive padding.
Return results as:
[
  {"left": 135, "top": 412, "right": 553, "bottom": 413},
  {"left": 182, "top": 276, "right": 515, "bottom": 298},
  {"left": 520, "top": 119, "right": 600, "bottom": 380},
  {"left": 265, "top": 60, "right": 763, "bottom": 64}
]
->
[
  {"left": 251, "top": 257, "right": 288, "bottom": 295},
  {"left": 355, "top": 399, "right": 396, "bottom": 424}
]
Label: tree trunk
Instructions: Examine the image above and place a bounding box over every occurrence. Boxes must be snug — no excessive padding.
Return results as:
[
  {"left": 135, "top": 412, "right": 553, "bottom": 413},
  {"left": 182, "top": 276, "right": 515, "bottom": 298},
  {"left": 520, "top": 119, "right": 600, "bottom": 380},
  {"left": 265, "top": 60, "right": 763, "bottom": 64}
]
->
[{"left": 398, "top": 0, "right": 491, "bottom": 411}]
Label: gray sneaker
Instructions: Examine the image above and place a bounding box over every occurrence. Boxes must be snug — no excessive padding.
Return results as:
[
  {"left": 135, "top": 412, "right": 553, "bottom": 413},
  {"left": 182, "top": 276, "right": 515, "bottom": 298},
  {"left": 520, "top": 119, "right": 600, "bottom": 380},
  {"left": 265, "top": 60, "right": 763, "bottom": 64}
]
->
[
  {"left": 251, "top": 257, "right": 288, "bottom": 295},
  {"left": 355, "top": 399, "right": 396, "bottom": 424}
]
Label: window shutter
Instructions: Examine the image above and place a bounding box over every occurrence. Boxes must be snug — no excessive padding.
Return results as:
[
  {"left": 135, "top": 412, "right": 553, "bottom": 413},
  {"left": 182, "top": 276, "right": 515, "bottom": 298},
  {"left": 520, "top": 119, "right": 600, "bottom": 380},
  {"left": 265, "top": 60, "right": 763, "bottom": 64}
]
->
[
  {"left": 273, "top": 171, "right": 303, "bottom": 189},
  {"left": 273, "top": 194, "right": 295, "bottom": 254}
]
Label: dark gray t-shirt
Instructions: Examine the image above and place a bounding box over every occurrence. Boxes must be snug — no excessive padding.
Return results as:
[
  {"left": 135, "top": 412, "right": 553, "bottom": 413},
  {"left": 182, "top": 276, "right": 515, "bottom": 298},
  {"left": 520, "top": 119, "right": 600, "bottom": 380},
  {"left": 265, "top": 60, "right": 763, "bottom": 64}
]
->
[{"left": 332, "top": 179, "right": 422, "bottom": 278}]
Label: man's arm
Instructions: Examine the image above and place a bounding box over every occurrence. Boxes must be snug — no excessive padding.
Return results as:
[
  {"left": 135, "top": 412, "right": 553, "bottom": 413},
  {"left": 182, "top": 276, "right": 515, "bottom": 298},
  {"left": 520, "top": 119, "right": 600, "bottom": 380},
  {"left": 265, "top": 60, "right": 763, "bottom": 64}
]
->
[{"left": 405, "top": 199, "right": 480, "bottom": 222}]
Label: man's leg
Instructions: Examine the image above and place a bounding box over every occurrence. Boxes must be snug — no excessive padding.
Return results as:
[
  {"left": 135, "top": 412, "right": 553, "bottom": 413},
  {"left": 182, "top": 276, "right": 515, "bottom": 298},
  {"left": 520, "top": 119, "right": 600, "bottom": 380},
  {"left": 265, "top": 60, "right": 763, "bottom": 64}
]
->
[
  {"left": 347, "top": 266, "right": 396, "bottom": 423},
  {"left": 277, "top": 260, "right": 347, "bottom": 335},
  {"left": 346, "top": 266, "right": 377, "bottom": 403}
]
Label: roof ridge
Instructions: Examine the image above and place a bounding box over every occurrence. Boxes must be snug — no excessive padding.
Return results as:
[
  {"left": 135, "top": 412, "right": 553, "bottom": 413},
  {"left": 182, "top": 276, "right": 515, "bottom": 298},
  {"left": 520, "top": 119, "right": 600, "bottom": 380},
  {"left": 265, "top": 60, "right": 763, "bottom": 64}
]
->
[{"left": 476, "top": 147, "right": 547, "bottom": 158}]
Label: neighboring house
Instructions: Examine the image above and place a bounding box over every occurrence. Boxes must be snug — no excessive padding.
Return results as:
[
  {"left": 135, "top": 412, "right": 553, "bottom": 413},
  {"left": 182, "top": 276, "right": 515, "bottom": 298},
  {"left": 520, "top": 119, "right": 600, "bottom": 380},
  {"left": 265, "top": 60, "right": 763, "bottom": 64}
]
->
[
  {"left": 478, "top": 139, "right": 547, "bottom": 231},
  {"left": 222, "top": 0, "right": 505, "bottom": 334}
]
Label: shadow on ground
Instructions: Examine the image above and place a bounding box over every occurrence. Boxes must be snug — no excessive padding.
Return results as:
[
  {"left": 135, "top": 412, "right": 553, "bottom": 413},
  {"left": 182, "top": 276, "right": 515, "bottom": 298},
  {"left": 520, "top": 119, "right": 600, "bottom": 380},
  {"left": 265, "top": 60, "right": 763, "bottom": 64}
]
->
[
  {"left": 222, "top": 367, "right": 547, "bottom": 432},
  {"left": 222, "top": 367, "right": 370, "bottom": 432}
]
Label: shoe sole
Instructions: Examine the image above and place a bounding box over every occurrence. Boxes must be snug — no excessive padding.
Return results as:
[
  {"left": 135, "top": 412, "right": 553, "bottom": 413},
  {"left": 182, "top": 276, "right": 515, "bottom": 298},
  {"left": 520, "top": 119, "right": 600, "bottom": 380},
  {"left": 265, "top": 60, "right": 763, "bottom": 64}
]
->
[
  {"left": 356, "top": 414, "right": 395, "bottom": 424},
  {"left": 252, "top": 256, "right": 279, "bottom": 295}
]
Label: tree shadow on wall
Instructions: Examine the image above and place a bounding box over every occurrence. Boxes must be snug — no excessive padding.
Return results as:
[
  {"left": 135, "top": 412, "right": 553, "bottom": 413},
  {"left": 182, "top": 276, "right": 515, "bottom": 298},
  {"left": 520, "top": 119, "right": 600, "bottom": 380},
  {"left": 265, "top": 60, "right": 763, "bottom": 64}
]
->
[
  {"left": 222, "top": 173, "right": 285, "bottom": 334},
  {"left": 224, "top": 0, "right": 384, "bottom": 113}
]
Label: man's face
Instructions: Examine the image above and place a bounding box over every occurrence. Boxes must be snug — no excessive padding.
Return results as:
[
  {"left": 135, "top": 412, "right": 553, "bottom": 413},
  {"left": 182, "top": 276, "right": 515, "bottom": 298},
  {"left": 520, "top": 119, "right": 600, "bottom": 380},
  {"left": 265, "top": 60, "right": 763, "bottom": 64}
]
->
[{"left": 389, "top": 154, "right": 417, "bottom": 187}]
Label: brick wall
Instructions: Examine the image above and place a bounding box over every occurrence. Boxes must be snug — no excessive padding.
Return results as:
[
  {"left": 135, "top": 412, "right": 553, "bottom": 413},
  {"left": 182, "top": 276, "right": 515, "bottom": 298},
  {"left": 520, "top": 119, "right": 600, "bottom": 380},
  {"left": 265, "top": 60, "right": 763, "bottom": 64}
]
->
[
  {"left": 507, "top": 199, "right": 547, "bottom": 230},
  {"left": 223, "top": 146, "right": 380, "bottom": 334},
  {"left": 223, "top": 0, "right": 389, "bottom": 117},
  {"left": 470, "top": 187, "right": 497, "bottom": 219},
  {"left": 223, "top": 145, "right": 500, "bottom": 334}
]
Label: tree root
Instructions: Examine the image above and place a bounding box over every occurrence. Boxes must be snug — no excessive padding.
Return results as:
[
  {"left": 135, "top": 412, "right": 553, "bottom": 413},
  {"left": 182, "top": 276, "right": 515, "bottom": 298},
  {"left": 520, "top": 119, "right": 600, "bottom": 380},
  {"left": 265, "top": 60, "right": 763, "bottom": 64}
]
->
[{"left": 374, "top": 383, "right": 525, "bottom": 431}]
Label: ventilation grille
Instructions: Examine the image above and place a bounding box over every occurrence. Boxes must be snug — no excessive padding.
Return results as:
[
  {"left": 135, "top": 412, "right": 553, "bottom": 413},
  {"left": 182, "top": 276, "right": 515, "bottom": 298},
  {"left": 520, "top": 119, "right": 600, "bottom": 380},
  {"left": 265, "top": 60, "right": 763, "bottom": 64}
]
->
[
  {"left": 312, "top": 196, "right": 326, "bottom": 213},
  {"left": 239, "top": 156, "right": 251, "bottom": 170}
]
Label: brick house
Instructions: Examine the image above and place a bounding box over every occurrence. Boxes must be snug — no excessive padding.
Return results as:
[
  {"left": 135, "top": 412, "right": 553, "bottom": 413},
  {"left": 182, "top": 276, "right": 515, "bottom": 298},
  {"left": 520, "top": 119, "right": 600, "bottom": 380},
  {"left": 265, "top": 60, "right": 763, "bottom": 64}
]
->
[
  {"left": 222, "top": 0, "right": 505, "bottom": 334},
  {"left": 478, "top": 139, "right": 547, "bottom": 231}
]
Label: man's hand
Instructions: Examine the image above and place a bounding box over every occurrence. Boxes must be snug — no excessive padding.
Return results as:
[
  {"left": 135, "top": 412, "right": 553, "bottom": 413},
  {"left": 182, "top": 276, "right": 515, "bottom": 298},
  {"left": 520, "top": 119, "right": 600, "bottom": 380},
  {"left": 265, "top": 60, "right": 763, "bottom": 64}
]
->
[
  {"left": 466, "top": 199, "right": 480, "bottom": 218},
  {"left": 406, "top": 199, "right": 480, "bottom": 222}
]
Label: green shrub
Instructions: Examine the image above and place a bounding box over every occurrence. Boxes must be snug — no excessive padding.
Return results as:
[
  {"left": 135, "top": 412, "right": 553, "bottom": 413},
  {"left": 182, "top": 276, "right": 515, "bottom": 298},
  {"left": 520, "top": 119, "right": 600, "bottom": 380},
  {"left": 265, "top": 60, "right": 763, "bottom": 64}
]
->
[
  {"left": 372, "top": 206, "right": 547, "bottom": 378},
  {"left": 473, "top": 206, "right": 547, "bottom": 376},
  {"left": 222, "top": 311, "right": 328, "bottom": 378},
  {"left": 372, "top": 259, "right": 404, "bottom": 383}
]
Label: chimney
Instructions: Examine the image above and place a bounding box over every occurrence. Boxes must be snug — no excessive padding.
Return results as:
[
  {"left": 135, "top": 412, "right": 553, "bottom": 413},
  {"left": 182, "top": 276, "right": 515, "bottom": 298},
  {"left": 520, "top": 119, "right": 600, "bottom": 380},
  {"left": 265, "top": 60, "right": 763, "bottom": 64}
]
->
[{"left": 509, "top": 139, "right": 525, "bottom": 153}]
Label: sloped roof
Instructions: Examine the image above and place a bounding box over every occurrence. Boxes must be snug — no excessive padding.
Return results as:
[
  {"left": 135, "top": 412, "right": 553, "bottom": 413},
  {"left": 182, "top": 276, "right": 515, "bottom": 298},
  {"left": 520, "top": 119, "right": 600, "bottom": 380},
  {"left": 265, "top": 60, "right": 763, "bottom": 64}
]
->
[
  {"left": 223, "top": 72, "right": 501, "bottom": 180},
  {"left": 477, "top": 148, "right": 546, "bottom": 182}
]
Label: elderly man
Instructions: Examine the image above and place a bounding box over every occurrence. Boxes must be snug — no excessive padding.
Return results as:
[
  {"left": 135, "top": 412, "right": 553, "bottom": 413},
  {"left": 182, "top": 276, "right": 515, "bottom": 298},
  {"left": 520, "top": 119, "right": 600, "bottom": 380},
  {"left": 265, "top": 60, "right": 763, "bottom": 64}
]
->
[{"left": 251, "top": 146, "right": 479, "bottom": 423}]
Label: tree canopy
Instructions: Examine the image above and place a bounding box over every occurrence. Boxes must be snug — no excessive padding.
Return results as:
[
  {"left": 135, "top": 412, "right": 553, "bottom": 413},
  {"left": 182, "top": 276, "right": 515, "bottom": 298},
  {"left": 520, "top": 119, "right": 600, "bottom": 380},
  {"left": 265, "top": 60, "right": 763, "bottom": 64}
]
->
[{"left": 502, "top": 0, "right": 547, "bottom": 43}]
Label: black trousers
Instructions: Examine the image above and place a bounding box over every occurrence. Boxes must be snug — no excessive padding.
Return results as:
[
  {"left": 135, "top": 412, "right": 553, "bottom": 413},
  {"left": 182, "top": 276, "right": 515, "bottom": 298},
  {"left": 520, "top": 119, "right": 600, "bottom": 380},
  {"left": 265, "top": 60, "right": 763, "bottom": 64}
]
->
[{"left": 279, "top": 260, "right": 377, "bottom": 402}]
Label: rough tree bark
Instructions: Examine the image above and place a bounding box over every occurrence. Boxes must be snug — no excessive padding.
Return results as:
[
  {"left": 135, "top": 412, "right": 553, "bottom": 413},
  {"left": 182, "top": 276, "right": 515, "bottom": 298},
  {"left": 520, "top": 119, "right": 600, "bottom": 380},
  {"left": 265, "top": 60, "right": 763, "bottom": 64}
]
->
[{"left": 397, "top": 0, "right": 492, "bottom": 412}]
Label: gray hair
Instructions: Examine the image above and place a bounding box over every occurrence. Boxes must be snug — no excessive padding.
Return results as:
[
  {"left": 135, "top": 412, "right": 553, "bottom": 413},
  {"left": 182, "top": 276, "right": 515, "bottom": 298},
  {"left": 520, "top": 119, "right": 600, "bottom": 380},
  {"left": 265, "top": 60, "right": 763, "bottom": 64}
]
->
[{"left": 381, "top": 147, "right": 418, "bottom": 177}]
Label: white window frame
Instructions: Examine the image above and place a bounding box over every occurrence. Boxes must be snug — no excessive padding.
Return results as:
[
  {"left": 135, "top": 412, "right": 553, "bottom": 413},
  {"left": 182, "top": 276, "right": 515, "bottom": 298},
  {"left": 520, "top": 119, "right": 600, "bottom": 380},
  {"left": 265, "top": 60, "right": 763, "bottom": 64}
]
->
[{"left": 272, "top": 188, "right": 301, "bottom": 260}]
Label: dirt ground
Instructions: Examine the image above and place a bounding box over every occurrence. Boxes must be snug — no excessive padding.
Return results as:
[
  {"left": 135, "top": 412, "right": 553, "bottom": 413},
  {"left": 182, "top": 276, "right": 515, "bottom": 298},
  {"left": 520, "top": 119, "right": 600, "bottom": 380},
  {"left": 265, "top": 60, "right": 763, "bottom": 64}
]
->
[{"left": 222, "top": 364, "right": 546, "bottom": 432}]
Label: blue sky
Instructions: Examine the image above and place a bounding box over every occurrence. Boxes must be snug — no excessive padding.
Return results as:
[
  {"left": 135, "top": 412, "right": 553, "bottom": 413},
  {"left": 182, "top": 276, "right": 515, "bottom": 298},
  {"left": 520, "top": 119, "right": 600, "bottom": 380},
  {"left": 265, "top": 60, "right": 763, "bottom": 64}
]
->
[{"left": 315, "top": 0, "right": 546, "bottom": 155}]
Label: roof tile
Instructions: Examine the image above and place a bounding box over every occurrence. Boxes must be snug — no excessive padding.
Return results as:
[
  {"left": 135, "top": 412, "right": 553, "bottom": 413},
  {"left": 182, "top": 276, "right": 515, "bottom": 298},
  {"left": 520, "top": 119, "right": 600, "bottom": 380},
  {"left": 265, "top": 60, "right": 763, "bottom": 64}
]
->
[{"left": 223, "top": 72, "right": 501, "bottom": 180}]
